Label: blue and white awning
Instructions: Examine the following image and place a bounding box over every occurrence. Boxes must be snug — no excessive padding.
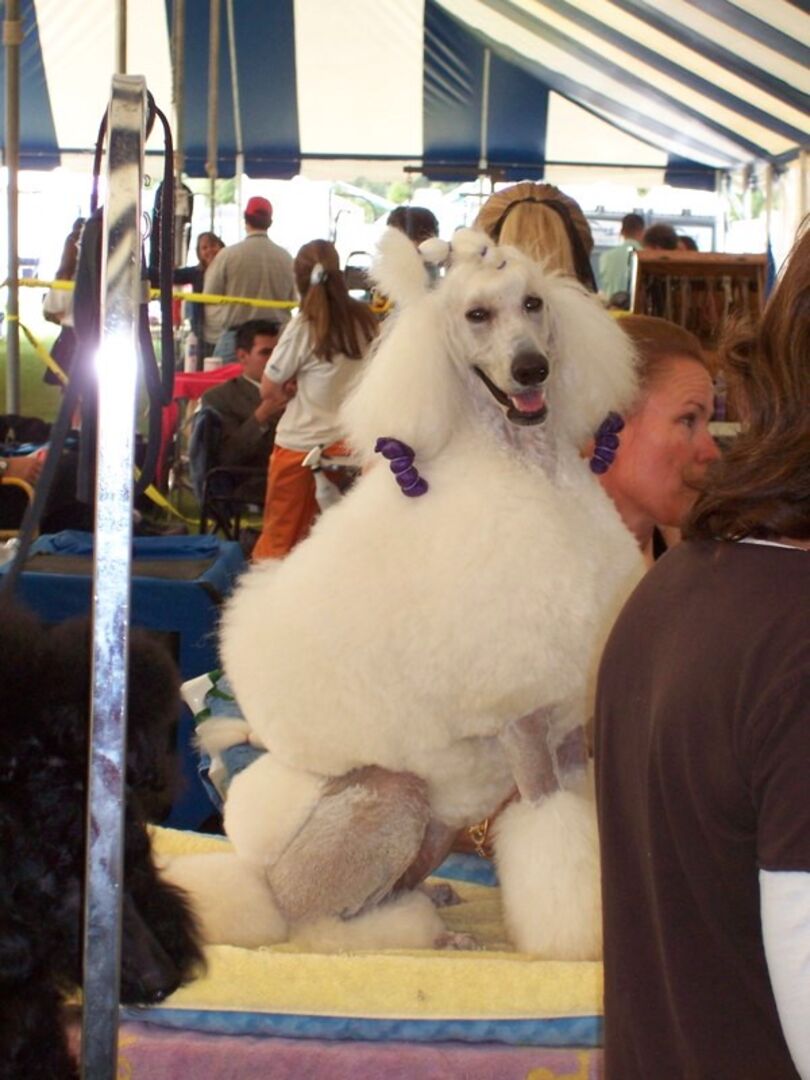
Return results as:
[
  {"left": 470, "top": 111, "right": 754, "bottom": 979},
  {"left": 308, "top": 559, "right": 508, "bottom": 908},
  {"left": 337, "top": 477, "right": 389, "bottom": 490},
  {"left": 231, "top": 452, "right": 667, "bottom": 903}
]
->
[{"left": 1, "top": 0, "right": 808, "bottom": 186}]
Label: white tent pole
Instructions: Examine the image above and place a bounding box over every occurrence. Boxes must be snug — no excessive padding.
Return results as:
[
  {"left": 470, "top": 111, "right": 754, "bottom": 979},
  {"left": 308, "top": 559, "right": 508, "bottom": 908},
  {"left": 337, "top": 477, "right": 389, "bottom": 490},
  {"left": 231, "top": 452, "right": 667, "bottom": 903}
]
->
[
  {"left": 172, "top": 0, "right": 186, "bottom": 182},
  {"left": 478, "top": 47, "right": 491, "bottom": 177},
  {"left": 207, "top": 0, "right": 221, "bottom": 233},
  {"left": 4, "top": 0, "right": 21, "bottom": 414},
  {"left": 172, "top": 0, "right": 191, "bottom": 266},
  {"left": 116, "top": 0, "right": 127, "bottom": 74},
  {"left": 764, "top": 163, "right": 773, "bottom": 255},
  {"left": 226, "top": 0, "right": 244, "bottom": 212},
  {"left": 715, "top": 170, "right": 727, "bottom": 253}
]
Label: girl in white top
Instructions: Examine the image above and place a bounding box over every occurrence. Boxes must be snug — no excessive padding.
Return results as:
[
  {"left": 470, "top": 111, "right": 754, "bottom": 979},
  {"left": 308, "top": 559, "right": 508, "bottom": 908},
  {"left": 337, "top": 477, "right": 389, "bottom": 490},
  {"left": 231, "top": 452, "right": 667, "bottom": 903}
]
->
[{"left": 252, "top": 239, "right": 378, "bottom": 559}]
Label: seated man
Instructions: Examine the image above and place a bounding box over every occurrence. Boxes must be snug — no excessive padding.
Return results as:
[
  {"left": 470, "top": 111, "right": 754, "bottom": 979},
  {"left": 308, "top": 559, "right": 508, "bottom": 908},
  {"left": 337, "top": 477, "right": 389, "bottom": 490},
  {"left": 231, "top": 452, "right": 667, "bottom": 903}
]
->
[{"left": 200, "top": 319, "right": 294, "bottom": 500}]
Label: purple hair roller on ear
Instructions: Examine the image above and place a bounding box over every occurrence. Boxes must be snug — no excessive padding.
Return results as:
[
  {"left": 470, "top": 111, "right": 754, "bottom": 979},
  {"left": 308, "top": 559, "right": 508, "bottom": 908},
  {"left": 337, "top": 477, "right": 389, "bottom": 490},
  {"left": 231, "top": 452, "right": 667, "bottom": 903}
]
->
[{"left": 374, "top": 437, "right": 429, "bottom": 497}]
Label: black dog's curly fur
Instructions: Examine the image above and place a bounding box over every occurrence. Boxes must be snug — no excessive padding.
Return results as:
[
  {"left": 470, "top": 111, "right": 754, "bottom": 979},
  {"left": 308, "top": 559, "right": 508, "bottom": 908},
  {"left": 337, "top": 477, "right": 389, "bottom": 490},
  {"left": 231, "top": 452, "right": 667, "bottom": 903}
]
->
[{"left": 0, "top": 604, "right": 204, "bottom": 1078}]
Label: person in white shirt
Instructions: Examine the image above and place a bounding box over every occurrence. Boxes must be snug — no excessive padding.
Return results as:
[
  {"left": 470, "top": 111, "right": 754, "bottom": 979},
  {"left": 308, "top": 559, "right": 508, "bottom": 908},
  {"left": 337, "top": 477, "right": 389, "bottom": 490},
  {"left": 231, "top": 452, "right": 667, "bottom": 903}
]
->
[{"left": 252, "top": 239, "right": 378, "bottom": 560}]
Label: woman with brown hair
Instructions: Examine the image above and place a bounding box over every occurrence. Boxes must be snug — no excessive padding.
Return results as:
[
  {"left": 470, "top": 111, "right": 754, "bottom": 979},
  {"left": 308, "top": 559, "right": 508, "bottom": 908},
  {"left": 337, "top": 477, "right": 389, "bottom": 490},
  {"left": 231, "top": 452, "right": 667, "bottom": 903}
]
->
[
  {"left": 252, "top": 239, "right": 378, "bottom": 560},
  {"left": 595, "top": 226, "right": 810, "bottom": 1079},
  {"left": 597, "top": 314, "right": 721, "bottom": 563}
]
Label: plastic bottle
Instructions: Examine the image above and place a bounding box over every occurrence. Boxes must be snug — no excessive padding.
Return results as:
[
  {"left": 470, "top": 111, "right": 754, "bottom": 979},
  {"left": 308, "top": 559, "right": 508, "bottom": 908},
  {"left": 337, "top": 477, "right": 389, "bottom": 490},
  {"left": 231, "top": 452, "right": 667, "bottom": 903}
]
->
[{"left": 184, "top": 331, "right": 199, "bottom": 373}]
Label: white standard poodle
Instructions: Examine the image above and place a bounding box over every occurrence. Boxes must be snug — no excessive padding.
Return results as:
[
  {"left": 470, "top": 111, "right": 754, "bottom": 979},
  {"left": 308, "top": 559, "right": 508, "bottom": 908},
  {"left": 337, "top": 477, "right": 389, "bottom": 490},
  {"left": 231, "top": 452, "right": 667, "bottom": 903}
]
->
[{"left": 167, "top": 228, "right": 644, "bottom": 958}]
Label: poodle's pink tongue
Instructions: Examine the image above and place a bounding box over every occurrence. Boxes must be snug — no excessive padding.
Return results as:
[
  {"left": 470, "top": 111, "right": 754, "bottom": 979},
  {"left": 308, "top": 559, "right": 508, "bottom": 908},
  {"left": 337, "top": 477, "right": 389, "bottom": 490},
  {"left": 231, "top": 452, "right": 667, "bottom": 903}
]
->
[{"left": 510, "top": 390, "right": 545, "bottom": 414}]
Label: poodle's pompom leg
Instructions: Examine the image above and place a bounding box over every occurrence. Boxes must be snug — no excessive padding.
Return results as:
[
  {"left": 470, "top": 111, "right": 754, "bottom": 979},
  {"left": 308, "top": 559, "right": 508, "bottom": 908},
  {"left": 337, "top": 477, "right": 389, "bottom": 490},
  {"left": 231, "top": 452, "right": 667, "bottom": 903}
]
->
[
  {"left": 494, "top": 777, "right": 602, "bottom": 960},
  {"left": 268, "top": 766, "right": 431, "bottom": 924},
  {"left": 160, "top": 852, "right": 287, "bottom": 948},
  {"left": 290, "top": 889, "right": 448, "bottom": 952},
  {"left": 223, "top": 753, "right": 325, "bottom": 866}
]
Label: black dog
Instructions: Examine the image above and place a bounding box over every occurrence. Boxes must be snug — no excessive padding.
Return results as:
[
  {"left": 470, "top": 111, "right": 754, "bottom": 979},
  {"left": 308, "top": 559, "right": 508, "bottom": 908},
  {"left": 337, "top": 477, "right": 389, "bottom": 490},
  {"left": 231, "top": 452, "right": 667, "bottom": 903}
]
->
[{"left": 0, "top": 604, "right": 203, "bottom": 1078}]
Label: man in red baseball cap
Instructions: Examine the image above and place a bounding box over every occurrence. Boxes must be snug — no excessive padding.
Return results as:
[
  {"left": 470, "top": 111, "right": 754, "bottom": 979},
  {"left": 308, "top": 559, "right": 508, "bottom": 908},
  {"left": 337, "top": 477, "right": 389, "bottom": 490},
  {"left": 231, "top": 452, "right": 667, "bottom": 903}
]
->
[{"left": 203, "top": 194, "right": 296, "bottom": 362}]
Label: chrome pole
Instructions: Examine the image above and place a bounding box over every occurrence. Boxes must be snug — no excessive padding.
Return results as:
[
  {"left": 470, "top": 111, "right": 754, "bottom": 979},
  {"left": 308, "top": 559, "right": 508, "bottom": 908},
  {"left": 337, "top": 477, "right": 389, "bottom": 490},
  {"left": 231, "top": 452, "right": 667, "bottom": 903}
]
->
[{"left": 81, "top": 73, "right": 146, "bottom": 1080}]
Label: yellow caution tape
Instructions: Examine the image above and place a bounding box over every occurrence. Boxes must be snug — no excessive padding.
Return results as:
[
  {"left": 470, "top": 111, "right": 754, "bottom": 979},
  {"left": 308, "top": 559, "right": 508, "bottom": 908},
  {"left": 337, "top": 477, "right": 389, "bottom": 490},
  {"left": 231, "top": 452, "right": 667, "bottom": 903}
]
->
[
  {"left": 136, "top": 473, "right": 200, "bottom": 526},
  {"left": 10, "top": 276, "right": 296, "bottom": 311},
  {"left": 7, "top": 314, "right": 69, "bottom": 385}
]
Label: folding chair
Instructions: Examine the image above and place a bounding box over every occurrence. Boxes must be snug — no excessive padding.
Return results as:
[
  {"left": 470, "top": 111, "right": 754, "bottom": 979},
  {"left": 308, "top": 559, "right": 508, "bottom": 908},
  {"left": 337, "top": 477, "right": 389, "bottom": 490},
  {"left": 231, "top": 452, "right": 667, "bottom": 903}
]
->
[{"left": 188, "top": 406, "right": 266, "bottom": 541}]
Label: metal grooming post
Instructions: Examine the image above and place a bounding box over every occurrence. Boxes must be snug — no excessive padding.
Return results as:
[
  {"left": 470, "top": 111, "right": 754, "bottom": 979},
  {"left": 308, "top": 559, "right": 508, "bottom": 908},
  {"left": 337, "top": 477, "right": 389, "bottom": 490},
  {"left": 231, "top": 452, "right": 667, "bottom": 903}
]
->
[{"left": 81, "top": 73, "right": 146, "bottom": 1079}]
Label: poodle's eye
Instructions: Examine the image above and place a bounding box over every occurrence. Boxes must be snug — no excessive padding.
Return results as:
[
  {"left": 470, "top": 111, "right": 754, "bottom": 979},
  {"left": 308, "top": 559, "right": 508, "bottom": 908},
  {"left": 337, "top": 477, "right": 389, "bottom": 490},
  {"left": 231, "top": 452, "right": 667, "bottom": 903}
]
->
[
  {"left": 523, "top": 295, "right": 543, "bottom": 313},
  {"left": 465, "top": 307, "right": 491, "bottom": 323}
]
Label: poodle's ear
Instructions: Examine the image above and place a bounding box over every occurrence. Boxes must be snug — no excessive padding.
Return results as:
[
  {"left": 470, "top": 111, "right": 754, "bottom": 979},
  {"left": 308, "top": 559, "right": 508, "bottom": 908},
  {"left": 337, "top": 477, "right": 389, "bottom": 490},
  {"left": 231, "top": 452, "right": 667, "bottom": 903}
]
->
[
  {"left": 371, "top": 227, "right": 432, "bottom": 308},
  {"left": 342, "top": 292, "right": 462, "bottom": 466},
  {"left": 547, "top": 277, "right": 639, "bottom": 449}
]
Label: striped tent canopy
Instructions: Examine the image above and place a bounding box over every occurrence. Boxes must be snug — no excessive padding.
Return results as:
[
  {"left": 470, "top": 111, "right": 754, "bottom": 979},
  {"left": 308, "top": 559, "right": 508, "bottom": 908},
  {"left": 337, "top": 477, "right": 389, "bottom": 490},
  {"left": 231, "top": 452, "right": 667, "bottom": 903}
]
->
[{"left": 1, "top": 0, "right": 808, "bottom": 189}]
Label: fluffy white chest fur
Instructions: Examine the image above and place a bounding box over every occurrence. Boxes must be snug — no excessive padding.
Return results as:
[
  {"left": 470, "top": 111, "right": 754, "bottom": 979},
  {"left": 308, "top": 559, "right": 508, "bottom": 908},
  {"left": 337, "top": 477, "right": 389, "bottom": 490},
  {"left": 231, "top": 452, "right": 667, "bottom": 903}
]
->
[{"left": 221, "top": 433, "right": 638, "bottom": 826}]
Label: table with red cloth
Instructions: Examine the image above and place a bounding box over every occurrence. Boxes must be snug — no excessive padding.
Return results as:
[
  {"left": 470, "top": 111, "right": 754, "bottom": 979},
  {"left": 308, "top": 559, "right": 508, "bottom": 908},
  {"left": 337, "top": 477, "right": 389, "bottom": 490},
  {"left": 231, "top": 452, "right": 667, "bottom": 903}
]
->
[{"left": 158, "top": 363, "right": 243, "bottom": 489}]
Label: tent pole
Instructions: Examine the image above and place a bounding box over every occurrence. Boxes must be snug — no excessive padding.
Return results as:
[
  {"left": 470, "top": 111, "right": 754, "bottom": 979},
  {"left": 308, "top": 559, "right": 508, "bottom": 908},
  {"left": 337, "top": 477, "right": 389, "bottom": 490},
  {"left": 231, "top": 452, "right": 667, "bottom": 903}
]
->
[
  {"left": 225, "top": 0, "right": 244, "bottom": 214},
  {"left": 116, "top": 0, "right": 127, "bottom": 73},
  {"left": 172, "top": 0, "right": 186, "bottom": 182},
  {"left": 4, "top": 0, "right": 22, "bottom": 414},
  {"left": 172, "top": 0, "right": 189, "bottom": 266},
  {"left": 478, "top": 47, "right": 491, "bottom": 177},
  {"left": 207, "top": 0, "right": 221, "bottom": 232}
]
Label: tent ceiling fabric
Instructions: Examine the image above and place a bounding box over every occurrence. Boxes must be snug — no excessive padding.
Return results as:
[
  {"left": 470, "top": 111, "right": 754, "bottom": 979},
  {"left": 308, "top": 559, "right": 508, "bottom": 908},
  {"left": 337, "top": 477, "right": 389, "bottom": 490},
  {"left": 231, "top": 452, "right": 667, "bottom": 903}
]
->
[{"left": 1, "top": 0, "right": 807, "bottom": 183}]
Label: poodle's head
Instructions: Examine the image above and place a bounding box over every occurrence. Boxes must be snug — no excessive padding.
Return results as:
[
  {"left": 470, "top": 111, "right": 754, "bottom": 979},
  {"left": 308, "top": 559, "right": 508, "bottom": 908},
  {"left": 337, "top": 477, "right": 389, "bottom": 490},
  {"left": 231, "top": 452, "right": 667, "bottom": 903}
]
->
[{"left": 344, "top": 228, "right": 638, "bottom": 465}]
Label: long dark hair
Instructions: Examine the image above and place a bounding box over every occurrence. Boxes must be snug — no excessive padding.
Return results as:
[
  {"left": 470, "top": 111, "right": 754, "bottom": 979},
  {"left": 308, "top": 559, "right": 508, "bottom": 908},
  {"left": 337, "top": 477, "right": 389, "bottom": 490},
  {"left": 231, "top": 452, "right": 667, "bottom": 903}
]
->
[
  {"left": 685, "top": 224, "right": 810, "bottom": 541},
  {"left": 294, "top": 239, "right": 378, "bottom": 362}
]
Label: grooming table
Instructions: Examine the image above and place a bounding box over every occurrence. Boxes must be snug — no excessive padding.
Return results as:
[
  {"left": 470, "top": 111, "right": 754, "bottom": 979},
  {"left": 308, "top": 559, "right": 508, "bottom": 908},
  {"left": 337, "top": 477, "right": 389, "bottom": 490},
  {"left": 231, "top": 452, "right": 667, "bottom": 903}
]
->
[
  {"left": 0, "top": 531, "right": 246, "bottom": 828},
  {"left": 111, "top": 828, "right": 605, "bottom": 1078}
]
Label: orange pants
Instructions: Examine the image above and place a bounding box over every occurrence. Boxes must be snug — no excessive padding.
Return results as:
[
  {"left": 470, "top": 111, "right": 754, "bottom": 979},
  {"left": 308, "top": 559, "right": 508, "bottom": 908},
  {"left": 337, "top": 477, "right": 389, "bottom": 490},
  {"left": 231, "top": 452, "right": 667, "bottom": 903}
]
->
[{"left": 252, "top": 442, "right": 346, "bottom": 560}]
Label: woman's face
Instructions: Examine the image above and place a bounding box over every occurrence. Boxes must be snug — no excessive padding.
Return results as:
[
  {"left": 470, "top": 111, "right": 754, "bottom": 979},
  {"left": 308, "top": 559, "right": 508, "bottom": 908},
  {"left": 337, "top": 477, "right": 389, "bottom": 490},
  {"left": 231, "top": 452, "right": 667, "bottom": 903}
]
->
[
  {"left": 601, "top": 356, "right": 720, "bottom": 540},
  {"left": 197, "top": 235, "right": 222, "bottom": 268}
]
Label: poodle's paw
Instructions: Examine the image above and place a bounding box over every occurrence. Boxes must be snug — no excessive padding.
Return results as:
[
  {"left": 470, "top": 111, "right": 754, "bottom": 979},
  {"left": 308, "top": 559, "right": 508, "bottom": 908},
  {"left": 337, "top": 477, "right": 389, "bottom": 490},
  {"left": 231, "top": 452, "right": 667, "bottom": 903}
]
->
[
  {"left": 421, "top": 882, "right": 462, "bottom": 908},
  {"left": 434, "top": 930, "right": 480, "bottom": 950}
]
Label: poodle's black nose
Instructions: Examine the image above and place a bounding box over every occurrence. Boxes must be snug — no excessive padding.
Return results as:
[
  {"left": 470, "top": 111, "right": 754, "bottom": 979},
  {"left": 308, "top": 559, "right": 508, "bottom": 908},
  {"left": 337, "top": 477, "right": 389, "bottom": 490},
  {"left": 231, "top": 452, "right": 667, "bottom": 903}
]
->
[{"left": 511, "top": 350, "right": 549, "bottom": 387}]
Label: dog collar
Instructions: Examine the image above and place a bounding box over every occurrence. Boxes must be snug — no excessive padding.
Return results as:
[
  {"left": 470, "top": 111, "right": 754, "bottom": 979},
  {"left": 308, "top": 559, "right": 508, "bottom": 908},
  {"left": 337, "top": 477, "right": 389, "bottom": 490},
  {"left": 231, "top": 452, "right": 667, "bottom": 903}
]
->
[{"left": 374, "top": 437, "right": 428, "bottom": 497}]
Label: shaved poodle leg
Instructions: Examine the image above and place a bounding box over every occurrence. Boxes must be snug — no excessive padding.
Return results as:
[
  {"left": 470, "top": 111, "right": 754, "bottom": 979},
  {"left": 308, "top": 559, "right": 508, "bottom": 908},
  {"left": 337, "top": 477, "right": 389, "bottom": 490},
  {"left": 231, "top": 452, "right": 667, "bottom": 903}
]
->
[
  {"left": 554, "top": 723, "right": 588, "bottom": 780},
  {"left": 267, "top": 765, "right": 431, "bottom": 923},
  {"left": 498, "top": 706, "right": 559, "bottom": 804},
  {"left": 498, "top": 706, "right": 589, "bottom": 803},
  {"left": 395, "top": 817, "right": 457, "bottom": 893}
]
